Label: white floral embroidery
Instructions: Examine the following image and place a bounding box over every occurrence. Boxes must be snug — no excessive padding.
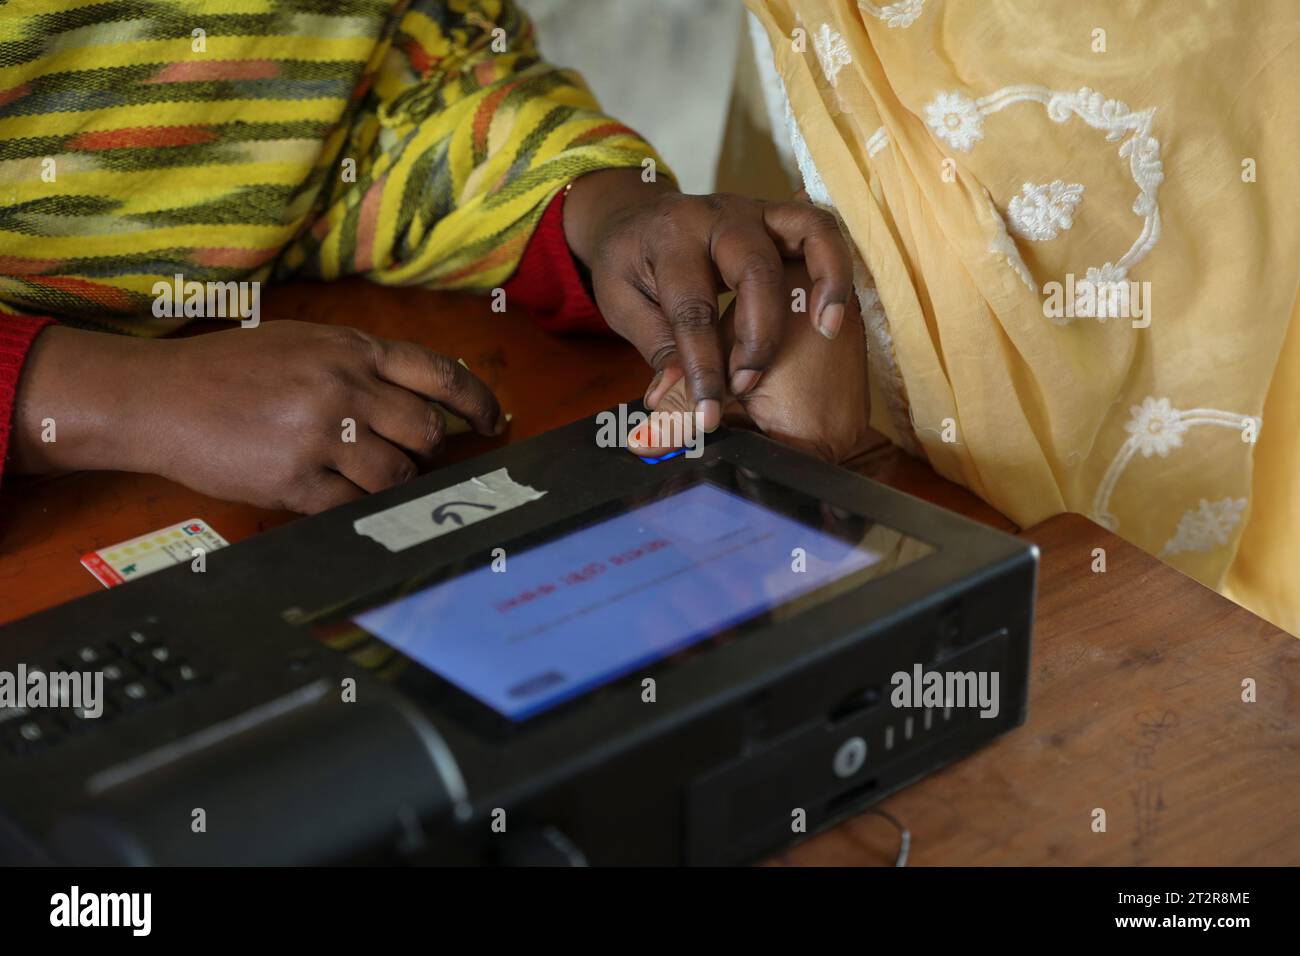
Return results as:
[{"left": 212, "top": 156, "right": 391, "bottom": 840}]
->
[
  {"left": 925, "top": 91, "right": 984, "bottom": 152},
  {"left": 1008, "top": 180, "right": 1084, "bottom": 241},
  {"left": 1073, "top": 261, "right": 1128, "bottom": 319},
  {"left": 936, "top": 84, "right": 1163, "bottom": 310},
  {"left": 988, "top": 204, "right": 1037, "bottom": 293},
  {"left": 1089, "top": 398, "right": 1260, "bottom": 532},
  {"left": 786, "top": 98, "right": 831, "bottom": 206},
  {"left": 860, "top": 0, "right": 925, "bottom": 28},
  {"left": 813, "top": 24, "right": 852, "bottom": 87},
  {"left": 1124, "top": 396, "right": 1188, "bottom": 457},
  {"left": 866, "top": 126, "right": 890, "bottom": 158},
  {"left": 856, "top": 256, "right": 925, "bottom": 456},
  {"left": 1161, "top": 498, "right": 1249, "bottom": 556}
]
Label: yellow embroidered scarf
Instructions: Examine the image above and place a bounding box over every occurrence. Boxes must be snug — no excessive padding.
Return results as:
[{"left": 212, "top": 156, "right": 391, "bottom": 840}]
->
[{"left": 747, "top": 0, "right": 1300, "bottom": 634}]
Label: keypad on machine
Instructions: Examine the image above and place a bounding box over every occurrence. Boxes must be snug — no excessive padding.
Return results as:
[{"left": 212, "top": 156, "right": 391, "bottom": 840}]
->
[{"left": 0, "top": 622, "right": 210, "bottom": 757}]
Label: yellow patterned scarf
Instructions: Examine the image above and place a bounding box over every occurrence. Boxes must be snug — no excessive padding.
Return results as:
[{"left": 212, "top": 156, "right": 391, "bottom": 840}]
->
[{"left": 0, "top": 0, "right": 665, "bottom": 334}]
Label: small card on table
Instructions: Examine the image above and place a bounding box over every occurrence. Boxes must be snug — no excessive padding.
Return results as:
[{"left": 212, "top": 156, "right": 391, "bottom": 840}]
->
[{"left": 81, "top": 518, "right": 229, "bottom": 588}]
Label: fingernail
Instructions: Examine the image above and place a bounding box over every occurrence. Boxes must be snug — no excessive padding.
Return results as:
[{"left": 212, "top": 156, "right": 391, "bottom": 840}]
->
[
  {"left": 644, "top": 369, "right": 664, "bottom": 406},
  {"left": 697, "top": 399, "right": 721, "bottom": 432},
  {"left": 731, "top": 368, "right": 760, "bottom": 396},
  {"left": 493, "top": 411, "right": 509, "bottom": 435},
  {"left": 628, "top": 422, "right": 649, "bottom": 448},
  {"left": 818, "top": 302, "right": 845, "bottom": 340}
]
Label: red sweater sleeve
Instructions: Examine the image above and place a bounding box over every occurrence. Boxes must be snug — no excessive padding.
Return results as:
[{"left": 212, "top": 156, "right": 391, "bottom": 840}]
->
[
  {"left": 0, "top": 315, "right": 57, "bottom": 487},
  {"left": 503, "top": 187, "right": 612, "bottom": 336}
]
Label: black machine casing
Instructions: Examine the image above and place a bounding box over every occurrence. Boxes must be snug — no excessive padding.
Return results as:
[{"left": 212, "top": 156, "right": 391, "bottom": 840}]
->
[{"left": 0, "top": 411, "right": 1037, "bottom": 865}]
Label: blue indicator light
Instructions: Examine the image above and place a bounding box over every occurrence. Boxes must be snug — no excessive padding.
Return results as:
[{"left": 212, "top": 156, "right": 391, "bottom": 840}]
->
[{"left": 636, "top": 448, "right": 688, "bottom": 464}]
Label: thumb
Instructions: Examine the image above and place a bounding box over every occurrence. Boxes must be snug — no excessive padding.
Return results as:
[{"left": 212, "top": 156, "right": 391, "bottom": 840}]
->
[{"left": 627, "top": 377, "right": 700, "bottom": 458}]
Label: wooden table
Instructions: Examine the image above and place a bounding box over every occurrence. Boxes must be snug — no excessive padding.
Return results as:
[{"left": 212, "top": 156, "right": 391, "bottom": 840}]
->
[{"left": 2, "top": 279, "right": 1296, "bottom": 865}]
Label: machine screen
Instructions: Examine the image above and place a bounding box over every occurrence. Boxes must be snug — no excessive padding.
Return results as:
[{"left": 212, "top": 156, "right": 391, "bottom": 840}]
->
[{"left": 353, "top": 481, "right": 898, "bottom": 720}]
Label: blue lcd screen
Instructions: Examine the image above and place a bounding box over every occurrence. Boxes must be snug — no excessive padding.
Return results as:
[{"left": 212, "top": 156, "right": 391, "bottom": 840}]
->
[{"left": 353, "top": 482, "right": 885, "bottom": 720}]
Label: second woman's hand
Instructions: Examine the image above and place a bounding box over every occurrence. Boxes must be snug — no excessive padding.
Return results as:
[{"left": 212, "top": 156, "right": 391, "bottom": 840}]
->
[{"left": 628, "top": 260, "right": 873, "bottom": 465}]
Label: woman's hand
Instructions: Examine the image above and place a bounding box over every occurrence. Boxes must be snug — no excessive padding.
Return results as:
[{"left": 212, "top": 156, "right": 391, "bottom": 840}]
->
[
  {"left": 11, "top": 322, "right": 504, "bottom": 513},
  {"left": 629, "top": 260, "right": 873, "bottom": 465},
  {"left": 563, "top": 170, "right": 854, "bottom": 432}
]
